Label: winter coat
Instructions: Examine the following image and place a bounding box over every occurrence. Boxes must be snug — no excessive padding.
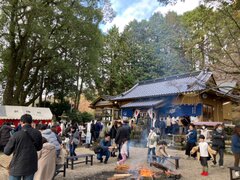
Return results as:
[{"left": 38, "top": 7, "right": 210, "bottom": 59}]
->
[
  {"left": 155, "top": 120, "right": 166, "bottom": 129},
  {"left": 34, "top": 143, "right": 56, "bottom": 180},
  {"left": 41, "top": 129, "right": 61, "bottom": 151},
  {"left": 181, "top": 117, "right": 190, "bottom": 127},
  {"left": 0, "top": 125, "right": 12, "bottom": 146},
  {"left": 115, "top": 124, "right": 131, "bottom": 145},
  {"left": 166, "top": 117, "right": 172, "bottom": 127},
  {"left": 155, "top": 119, "right": 161, "bottom": 128},
  {"left": 90, "top": 123, "right": 95, "bottom": 133},
  {"left": 159, "top": 121, "right": 166, "bottom": 129},
  {"left": 231, "top": 134, "right": 240, "bottom": 154},
  {"left": 69, "top": 130, "right": 80, "bottom": 145},
  {"left": 186, "top": 129, "right": 197, "bottom": 144},
  {"left": 147, "top": 131, "right": 157, "bottom": 148},
  {"left": 57, "top": 147, "right": 69, "bottom": 165},
  {"left": 99, "top": 139, "right": 111, "bottom": 153},
  {"left": 200, "top": 129, "right": 211, "bottom": 142},
  {"left": 95, "top": 122, "right": 103, "bottom": 132},
  {"left": 190, "top": 144, "right": 216, "bottom": 161},
  {"left": 212, "top": 130, "right": 226, "bottom": 149},
  {"left": 110, "top": 125, "right": 118, "bottom": 139},
  {"left": 0, "top": 153, "right": 12, "bottom": 180},
  {"left": 4, "top": 124, "right": 42, "bottom": 176}
]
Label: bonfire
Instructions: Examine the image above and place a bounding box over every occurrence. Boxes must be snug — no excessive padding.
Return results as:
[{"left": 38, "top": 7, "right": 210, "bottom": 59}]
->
[
  {"left": 139, "top": 168, "right": 155, "bottom": 177},
  {"left": 110, "top": 162, "right": 182, "bottom": 180}
]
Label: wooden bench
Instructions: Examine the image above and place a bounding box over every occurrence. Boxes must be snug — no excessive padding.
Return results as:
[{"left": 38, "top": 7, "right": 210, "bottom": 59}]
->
[
  {"left": 53, "top": 163, "right": 66, "bottom": 179},
  {"left": 66, "top": 154, "right": 94, "bottom": 170},
  {"left": 169, "top": 156, "right": 180, "bottom": 169},
  {"left": 151, "top": 155, "right": 180, "bottom": 169},
  {"left": 229, "top": 167, "right": 240, "bottom": 180}
]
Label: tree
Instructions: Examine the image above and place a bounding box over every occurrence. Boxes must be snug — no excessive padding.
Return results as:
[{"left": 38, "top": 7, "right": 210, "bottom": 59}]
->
[
  {"left": 0, "top": 0, "right": 103, "bottom": 105},
  {"left": 181, "top": 4, "right": 240, "bottom": 81},
  {"left": 123, "top": 12, "right": 191, "bottom": 79},
  {"left": 157, "top": 0, "right": 239, "bottom": 6},
  {"left": 94, "top": 26, "right": 136, "bottom": 96}
]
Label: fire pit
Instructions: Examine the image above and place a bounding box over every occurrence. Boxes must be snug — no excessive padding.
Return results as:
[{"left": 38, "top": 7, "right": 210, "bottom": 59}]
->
[
  {"left": 81, "top": 163, "right": 181, "bottom": 180},
  {"left": 108, "top": 164, "right": 181, "bottom": 180}
]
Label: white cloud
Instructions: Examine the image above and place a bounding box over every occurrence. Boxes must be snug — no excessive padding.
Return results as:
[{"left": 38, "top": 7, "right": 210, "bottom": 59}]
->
[
  {"left": 154, "top": 0, "right": 200, "bottom": 15},
  {"left": 102, "top": 0, "right": 200, "bottom": 32},
  {"left": 103, "top": 0, "right": 159, "bottom": 32}
]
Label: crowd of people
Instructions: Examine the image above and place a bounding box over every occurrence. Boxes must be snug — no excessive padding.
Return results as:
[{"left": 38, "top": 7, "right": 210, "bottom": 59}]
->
[
  {"left": 1, "top": 114, "right": 240, "bottom": 179},
  {"left": 0, "top": 115, "right": 76, "bottom": 180},
  {"left": 0, "top": 116, "right": 133, "bottom": 180},
  {"left": 146, "top": 121, "right": 240, "bottom": 178},
  {"left": 92, "top": 119, "right": 131, "bottom": 165},
  {"left": 152, "top": 115, "right": 194, "bottom": 138}
]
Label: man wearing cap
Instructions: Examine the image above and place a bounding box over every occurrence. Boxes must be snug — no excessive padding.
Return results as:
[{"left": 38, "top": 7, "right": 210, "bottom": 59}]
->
[{"left": 4, "top": 114, "right": 42, "bottom": 180}]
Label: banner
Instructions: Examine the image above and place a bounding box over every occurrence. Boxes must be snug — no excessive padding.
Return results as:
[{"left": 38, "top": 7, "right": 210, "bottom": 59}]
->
[
  {"left": 147, "top": 108, "right": 153, "bottom": 119},
  {"left": 134, "top": 109, "right": 140, "bottom": 119}
]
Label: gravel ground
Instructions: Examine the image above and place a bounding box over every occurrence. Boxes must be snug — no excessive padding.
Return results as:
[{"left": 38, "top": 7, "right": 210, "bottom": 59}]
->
[{"left": 55, "top": 146, "right": 234, "bottom": 180}]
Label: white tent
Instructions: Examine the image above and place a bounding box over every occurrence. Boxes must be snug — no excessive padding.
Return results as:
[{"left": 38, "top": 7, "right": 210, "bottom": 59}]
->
[{"left": 0, "top": 106, "right": 52, "bottom": 120}]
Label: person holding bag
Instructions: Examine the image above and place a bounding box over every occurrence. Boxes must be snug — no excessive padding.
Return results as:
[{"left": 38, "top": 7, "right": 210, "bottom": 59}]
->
[{"left": 69, "top": 126, "right": 80, "bottom": 157}]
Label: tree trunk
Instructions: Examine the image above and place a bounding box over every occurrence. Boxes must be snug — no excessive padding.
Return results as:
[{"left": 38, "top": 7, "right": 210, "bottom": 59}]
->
[
  {"left": 3, "top": 0, "right": 19, "bottom": 105},
  {"left": 39, "top": 70, "right": 45, "bottom": 106},
  {"left": 76, "top": 77, "right": 84, "bottom": 110}
]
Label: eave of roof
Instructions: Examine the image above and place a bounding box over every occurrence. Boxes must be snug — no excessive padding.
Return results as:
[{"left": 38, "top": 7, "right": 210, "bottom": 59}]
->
[
  {"left": 113, "top": 70, "right": 211, "bottom": 101},
  {"left": 90, "top": 95, "right": 116, "bottom": 106},
  {"left": 121, "top": 99, "right": 164, "bottom": 108}
]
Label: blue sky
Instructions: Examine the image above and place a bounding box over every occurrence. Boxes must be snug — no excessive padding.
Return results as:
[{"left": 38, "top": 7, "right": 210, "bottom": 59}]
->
[{"left": 102, "top": 0, "right": 200, "bottom": 32}]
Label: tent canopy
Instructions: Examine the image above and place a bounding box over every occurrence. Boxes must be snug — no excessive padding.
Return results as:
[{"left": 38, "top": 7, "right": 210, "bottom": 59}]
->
[{"left": 0, "top": 106, "right": 53, "bottom": 120}]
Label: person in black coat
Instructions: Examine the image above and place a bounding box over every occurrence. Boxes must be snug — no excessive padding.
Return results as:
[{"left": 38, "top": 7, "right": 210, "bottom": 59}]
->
[
  {"left": 0, "top": 122, "right": 12, "bottom": 152},
  {"left": 110, "top": 121, "right": 117, "bottom": 138},
  {"left": 211, "top": 124, "right": 226, "bottom": 168},
  {"left": 90, "top": 120, "right": 96, "bottom": 143},
  {"left": 181, "top": 116, "right": 191, "bottom": 134},
  {"left": 4, "top": 114, "right": 42, "bottom": 180},
  {"left": 115, "top": 120, "right": 131, "bottom": 159},
  {"left": 110, "top": 121, "right": 118, "bottom": 157}
]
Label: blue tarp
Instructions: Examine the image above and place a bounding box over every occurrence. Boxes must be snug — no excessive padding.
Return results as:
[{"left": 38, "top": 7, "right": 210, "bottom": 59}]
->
[
  {"left": 122, "top": 108, "right": 134, "bottom": 117},
  {"left": 158, "top": 104, "right": 202, "bottom": 117}
]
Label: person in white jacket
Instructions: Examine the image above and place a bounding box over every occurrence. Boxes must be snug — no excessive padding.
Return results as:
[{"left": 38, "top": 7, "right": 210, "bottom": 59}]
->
[
  {"left": 200, "top": 125, "right": 211, "bottom": 143},
  {"left": 147, "top": 127, "right": 158, "bottom": 162},
  {"left": 117, "top": 138, "right": 128, "bottom": 165}
]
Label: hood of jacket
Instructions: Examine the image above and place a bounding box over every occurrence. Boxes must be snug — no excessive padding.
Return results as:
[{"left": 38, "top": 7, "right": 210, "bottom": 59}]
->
[{"left": 42, "top": 129, "right": 52, "bottom": 135}]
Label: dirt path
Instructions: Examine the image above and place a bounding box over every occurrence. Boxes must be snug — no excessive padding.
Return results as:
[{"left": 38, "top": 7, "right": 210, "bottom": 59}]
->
[{"left": 55, "top": 146, "right": 234, "bottom": 180}]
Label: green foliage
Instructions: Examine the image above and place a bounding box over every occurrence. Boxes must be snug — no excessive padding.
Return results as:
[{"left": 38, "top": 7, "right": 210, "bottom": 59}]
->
[
  {"left": 181, "top": 4, "right": 240, "bottom": 78},
  {"left": 81, "top": 112, "right": 94, "bottom": 123},
  {"left": 0, "top": 0, "right": 104, "bottom": 105},
  {"left": 38, "top": 100, "right": 93, "bottom": 123},
  {"left": 67, "top": 110, "right": 82, "bottom": 123},
  {"left": 67, "top": 110, "right": 93, "bottom": 123},
  {"left": 38, "top": 101, "right": 71, "bottom": 120},
  {"left": 94, "top": 26, "right": 138, "bottom": 96}
]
